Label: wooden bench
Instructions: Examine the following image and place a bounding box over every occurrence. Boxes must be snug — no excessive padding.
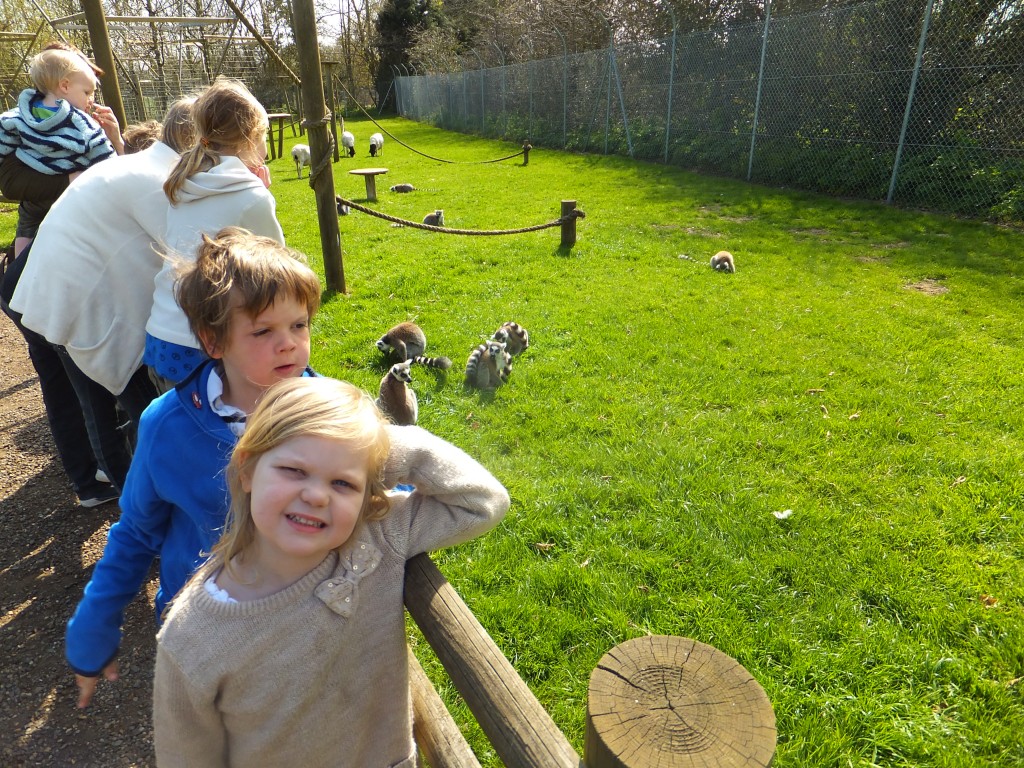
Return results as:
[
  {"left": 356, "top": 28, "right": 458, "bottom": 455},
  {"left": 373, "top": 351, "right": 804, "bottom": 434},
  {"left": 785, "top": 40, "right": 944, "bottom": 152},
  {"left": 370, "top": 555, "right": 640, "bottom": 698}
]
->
[{"left": 404, "top": 553, "right": 777, "bottom": 767}]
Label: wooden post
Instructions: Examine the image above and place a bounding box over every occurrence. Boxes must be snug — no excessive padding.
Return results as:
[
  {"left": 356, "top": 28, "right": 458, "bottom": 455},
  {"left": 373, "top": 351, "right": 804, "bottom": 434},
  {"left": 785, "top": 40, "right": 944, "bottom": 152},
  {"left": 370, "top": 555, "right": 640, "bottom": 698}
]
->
[
  {"left": 522, "top": 141, "right": 532, "bottom": 165},
  {"left": 323, "top": 61, "right": 341, "bottom": 162},
  {"left": 80, "top": 0, "right": 128, "bottom": 129},
  {"left": 290, "top": 0, "right": 344, "bottom": 293},
  {"left": 560, "top": 200, "right": 579, "bottom": 248},
  {"left": 585, "top": 636, "right": 776, "bottom": 768},
  {"left": 404, "top": 554, "right": 581, "bottom": 768}
]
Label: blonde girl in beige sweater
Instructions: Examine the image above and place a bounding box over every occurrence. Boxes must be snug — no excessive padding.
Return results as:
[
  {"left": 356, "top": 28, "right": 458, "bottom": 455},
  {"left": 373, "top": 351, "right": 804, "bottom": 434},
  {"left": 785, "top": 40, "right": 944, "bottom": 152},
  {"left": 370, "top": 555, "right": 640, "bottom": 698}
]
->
[{"left": 153, "top": 376, "right": 509, "bottom": 768}]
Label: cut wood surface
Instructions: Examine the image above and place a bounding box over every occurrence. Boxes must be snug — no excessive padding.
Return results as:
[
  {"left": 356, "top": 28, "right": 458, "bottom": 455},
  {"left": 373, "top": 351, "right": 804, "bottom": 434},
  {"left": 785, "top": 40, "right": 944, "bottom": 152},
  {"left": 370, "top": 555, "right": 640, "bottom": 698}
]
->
[{"left": 585, "top": 635, "right": 776, "bottom": 768}]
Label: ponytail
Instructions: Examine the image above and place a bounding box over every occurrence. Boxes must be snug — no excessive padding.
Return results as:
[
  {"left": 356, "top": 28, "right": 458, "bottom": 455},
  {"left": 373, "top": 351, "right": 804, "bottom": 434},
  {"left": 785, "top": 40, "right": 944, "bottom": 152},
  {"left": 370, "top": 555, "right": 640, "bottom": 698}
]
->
[{"left": 163, "top": 143, "right": 218, "bottom": 204}]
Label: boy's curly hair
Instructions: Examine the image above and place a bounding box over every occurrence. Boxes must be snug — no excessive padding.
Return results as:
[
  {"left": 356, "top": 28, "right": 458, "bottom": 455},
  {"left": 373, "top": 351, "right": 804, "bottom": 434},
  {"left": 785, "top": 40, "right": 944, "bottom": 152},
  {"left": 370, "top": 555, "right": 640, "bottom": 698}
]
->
[{"left": 174, "top": 226, "right": 321, "bottom": 356}]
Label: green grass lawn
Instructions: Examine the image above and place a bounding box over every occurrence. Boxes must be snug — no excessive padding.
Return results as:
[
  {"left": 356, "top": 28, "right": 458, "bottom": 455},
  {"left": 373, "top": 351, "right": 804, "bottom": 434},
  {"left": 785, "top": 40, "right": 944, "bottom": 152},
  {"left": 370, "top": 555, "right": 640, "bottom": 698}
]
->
[{"left": 5, "top": 115, "right": 1024, "bottom": 766}]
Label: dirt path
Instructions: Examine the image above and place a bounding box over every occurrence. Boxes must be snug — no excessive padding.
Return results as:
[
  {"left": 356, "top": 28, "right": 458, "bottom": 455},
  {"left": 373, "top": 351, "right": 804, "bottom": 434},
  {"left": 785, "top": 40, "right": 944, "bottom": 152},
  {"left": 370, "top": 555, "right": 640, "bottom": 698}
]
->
[{"left": 1, "top": 312, "right": 156, "bottom": 767}]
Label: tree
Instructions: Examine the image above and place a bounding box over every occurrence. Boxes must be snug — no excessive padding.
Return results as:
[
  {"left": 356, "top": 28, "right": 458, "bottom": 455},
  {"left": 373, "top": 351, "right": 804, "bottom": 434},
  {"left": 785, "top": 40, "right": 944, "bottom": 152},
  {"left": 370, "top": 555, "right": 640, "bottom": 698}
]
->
[{"left": 373, "top": 0, "right": 441, "bottom": 106}]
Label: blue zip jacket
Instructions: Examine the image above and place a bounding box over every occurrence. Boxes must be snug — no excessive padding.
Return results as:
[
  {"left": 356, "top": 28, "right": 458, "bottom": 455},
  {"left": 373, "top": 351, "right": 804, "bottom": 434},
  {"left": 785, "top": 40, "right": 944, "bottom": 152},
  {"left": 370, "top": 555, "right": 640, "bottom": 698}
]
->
[{"left": 65, "top": 360, "right": 315, "bottom": 676}]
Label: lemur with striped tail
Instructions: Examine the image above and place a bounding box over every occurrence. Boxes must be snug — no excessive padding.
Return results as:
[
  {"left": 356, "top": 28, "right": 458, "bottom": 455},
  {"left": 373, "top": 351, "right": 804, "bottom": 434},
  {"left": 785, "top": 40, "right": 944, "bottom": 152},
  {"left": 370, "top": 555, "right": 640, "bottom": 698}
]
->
[
  {"left": 376, "top": 362, "right": 418, "bottom": 426},
  {"left": 491, "top": 322, "right": 529, "bottom": 356},
  {"left": 376, "top": 322, "right": 427, "bottom": 362},
  {"left": 465, "top": 340, "right": 512, "bottom": 389}
]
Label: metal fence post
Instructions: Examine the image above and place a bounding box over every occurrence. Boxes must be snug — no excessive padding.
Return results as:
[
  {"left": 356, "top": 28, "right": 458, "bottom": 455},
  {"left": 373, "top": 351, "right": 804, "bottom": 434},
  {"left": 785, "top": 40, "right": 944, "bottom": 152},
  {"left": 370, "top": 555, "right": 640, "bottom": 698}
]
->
[
  {"left": 610, "top": 46, "right": 634, "bottom": 159},
  {"left": 747, "top": 0, "right": 772, "bottom": 181},
  {"left": 604, "top": 47, "right": 612, "bottom": 154},
  {"left": 887, "top": 0, "right": 935, "bottom": 204},
  {"left": 470, "top": 49, "right": 485, "bottom": 133},
  {"left": 555, "top": 26, "right": 568, "bottom": 148},
  {"left": 664, "top": 11, "right": 678, "bottom": 164}
]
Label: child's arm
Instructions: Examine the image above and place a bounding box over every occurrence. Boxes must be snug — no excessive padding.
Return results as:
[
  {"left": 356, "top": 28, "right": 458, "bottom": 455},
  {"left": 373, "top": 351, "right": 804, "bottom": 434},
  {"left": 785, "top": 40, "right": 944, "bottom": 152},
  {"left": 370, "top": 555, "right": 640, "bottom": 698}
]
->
[
  {"left": 382, "top": 425, "right": 510, "bottom": 554},
  {"left": 238, "top": 193, "right": 285, "bottom": 244},
  {"left": 153, "top": 646, "right": 226, "bottom": 767},
  {"left": 64, "top": 415, "right": 174, "bottom": 703}
]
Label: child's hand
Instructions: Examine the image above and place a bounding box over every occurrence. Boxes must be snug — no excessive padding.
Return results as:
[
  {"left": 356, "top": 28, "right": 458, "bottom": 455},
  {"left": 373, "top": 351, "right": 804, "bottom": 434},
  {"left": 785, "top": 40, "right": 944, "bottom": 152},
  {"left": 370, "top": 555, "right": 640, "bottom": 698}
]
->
[
  {"left": 92, "top": 105, "right": 125, "bottom": 155},
  {"left": 75, "top": 660, "right": 119, "bottom": 708}
]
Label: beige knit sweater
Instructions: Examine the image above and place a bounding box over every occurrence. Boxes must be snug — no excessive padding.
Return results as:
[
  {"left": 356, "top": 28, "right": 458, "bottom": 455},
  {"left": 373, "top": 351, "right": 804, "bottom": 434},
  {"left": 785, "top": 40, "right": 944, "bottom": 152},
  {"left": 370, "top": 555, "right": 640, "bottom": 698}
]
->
[{"left": 153, "top": 425, "right": 510, "bottom": 768}]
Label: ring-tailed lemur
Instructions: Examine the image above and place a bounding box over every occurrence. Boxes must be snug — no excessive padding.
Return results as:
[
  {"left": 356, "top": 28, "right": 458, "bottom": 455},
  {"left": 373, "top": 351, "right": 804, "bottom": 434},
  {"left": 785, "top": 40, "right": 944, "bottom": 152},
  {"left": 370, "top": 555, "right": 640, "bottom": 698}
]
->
[
  {"left": 491, "top": 322, "right": 529, "bottom": 356},
  {"left": 465, "top": 340, "right": 512, "bottom": 389},
  {"left": 422, "top": 210, "right": 444, "bottom": 227},
  {"left": 710, "top": 250, "right": 736, "bottom": 273},
  {"left": 390, "top": 183, "right": 415, "bottom": 193},
  {"left": 375, "top": 322, "right": 426, "bottom": 362},
  {"left": 376, "top": 362, "right": 417, "bottom": 426}
]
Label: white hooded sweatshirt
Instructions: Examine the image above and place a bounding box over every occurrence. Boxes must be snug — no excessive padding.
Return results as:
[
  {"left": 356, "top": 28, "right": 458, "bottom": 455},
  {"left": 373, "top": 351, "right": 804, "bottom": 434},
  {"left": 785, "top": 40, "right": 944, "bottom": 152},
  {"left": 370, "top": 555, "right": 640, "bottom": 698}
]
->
[{"left": 145, "top": 155, "right": 285, "bottom": 349}]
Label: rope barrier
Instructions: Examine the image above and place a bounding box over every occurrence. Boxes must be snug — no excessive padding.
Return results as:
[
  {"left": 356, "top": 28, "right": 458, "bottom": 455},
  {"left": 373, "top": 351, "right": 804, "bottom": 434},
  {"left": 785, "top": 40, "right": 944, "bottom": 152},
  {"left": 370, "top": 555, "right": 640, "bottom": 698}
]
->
[
  {"left": 333, "top": 76, "right": 527, "bottom": 165},
  {"left": 336, "top": 196, "right": 585, "bottom": 236}
]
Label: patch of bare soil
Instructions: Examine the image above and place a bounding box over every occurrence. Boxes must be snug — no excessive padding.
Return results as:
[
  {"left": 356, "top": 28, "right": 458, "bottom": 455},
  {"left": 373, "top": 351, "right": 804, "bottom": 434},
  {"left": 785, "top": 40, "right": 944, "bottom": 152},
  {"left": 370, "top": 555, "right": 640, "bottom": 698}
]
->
[
  {"left": 0, "top": 313, "right": 156, "bottom": 767},
  {"left": 905, "top": 279, "right": 949, "bottom": 295}
]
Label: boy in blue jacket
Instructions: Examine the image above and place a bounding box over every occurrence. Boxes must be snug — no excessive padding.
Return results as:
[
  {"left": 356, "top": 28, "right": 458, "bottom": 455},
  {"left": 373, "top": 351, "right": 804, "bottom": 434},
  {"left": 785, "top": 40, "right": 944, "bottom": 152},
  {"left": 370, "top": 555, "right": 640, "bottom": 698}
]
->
[{"left": 66, "top": 227, "right": 322, "bottom": 707}]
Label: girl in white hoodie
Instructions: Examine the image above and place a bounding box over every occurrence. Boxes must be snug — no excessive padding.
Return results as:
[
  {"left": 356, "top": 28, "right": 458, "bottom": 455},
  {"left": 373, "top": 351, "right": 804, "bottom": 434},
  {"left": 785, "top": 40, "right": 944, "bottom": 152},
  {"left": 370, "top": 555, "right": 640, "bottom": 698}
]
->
[{"left": 144, "top": 77, "right": 286, "bottom": 389}]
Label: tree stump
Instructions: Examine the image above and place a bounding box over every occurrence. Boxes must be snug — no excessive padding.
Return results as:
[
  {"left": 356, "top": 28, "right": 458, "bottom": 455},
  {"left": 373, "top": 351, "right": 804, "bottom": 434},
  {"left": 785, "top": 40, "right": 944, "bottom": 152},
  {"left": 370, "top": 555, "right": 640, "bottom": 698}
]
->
[{"left": 586, "top": 636, "right": 775, "bottom": 768}]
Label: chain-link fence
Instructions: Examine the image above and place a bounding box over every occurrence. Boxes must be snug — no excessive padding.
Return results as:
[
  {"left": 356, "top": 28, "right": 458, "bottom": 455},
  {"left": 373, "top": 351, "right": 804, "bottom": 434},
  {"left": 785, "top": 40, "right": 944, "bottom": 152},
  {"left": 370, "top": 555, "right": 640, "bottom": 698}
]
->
[{"left": 395, "top": 0, "right": 1024, "bottom": 225}]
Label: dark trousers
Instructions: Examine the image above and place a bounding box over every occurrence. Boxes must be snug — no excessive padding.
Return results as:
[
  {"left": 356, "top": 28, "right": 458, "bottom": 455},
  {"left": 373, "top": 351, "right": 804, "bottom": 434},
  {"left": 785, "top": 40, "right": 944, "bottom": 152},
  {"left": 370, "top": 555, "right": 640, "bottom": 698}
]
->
[
  {"left": 53, "top": 346, "right": 134, "bottom": 489},
  {"left": 1, "top": 300, "right": 109, "bottom": 497}
]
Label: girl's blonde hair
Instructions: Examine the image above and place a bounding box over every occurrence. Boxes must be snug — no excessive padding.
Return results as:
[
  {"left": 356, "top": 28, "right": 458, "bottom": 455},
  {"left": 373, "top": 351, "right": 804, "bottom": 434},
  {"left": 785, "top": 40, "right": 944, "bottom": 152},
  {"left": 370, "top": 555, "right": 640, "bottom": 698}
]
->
[
  {"left": 163, "top": 77, "right": 268, "bottom": 204},
  {"left": 208, "top": 377, "right": 392, "bottom": 579},
  {"left": 174, "top": 226, "right": 321, "bottom": 356}
]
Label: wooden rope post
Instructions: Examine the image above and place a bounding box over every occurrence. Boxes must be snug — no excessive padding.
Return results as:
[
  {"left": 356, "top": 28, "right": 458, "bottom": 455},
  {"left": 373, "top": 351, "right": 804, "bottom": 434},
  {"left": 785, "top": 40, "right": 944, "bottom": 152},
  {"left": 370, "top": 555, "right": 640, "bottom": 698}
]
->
[
  {"left": 291, "top": 0, "right": 344, "bottom": 293},
  {"left": 323, "top": 61, "right": 341, "bottom": 162},
  {"left": 523, "top": 141, "right": 532, "bottom": 165},
  {"left": 561, "top": 200, "right": 578, "bottom": 247},
  {"left": 585, "top": 636, "right": 776, "bottom": 768}
]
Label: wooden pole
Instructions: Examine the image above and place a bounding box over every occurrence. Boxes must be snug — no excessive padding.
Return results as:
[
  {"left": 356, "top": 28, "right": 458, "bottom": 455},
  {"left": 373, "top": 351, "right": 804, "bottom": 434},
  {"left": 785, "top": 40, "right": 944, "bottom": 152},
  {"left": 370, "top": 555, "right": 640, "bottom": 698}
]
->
[
  {"left": 560, "top": 200, "right": 578, "bottom": 248},
  {"left": 522, "top": 140, "right": 532, "bottom": 165},
  {"left": 290, "top": 0, "right": 345, "bottom": 293},
  {"left": 323, "top": 61, "right": 340, "bottom": 162},
  {"left": 585, "top": 636, "right": 776, "bottom": 768},
  {"left": 79, "top": 0, "right": 128, "bottom": 129},
  {"left": 404, "top": 554, "right": 582, "bottom": 768}
]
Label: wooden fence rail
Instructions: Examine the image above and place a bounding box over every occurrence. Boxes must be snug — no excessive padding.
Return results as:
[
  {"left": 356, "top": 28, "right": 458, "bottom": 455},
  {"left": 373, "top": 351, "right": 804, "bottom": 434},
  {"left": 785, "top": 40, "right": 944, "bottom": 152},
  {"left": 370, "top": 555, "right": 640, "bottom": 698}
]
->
[{"left": 404, "top": 553, "right": 776, "bottom": 768}]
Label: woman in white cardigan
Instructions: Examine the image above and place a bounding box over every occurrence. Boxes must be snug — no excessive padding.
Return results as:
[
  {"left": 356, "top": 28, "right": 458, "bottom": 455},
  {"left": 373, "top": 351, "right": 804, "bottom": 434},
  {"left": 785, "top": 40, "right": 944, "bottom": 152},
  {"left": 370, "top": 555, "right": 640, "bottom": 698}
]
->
[
  {"left": 7, "top": 98, "right": 196, "bottom": 493},
  {"left": 11, "top": 97, "right": 196, "bottom": 403}
]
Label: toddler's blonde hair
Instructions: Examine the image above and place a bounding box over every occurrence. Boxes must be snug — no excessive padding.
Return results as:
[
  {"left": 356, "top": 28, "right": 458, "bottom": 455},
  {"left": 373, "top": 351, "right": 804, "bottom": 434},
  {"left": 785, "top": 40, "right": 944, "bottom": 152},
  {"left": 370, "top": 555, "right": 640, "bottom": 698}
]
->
[{"left": 29, "top": 48, "right": 96, "bottom": 96}]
